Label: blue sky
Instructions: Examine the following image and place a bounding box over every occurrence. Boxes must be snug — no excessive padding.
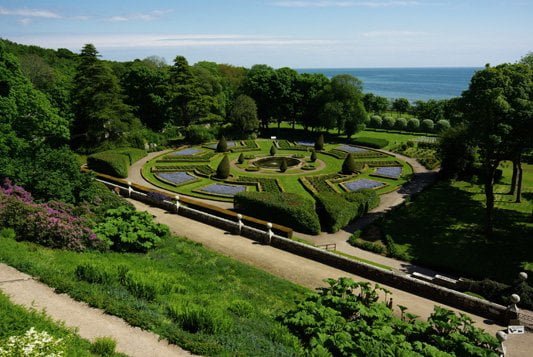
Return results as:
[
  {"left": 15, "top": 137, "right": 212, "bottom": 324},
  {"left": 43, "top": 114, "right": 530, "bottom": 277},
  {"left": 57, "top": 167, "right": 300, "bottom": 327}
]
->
[{"left": 1, "top": 0, "right": 532, "bottom": 67}]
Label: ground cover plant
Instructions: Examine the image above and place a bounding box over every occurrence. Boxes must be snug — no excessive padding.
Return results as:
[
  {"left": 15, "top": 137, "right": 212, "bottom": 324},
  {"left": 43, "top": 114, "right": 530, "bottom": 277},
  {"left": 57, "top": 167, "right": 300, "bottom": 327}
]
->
[
  {"left": 0, "top": 230, "right": 308, "bottom": 356},
  {"left": 0, "top": 290, "right": 124, "bottom": 356}
]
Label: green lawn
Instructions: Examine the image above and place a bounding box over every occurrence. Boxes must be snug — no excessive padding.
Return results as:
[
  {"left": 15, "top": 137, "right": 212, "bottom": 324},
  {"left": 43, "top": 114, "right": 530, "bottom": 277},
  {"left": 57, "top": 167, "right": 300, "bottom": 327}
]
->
[
  {"left": 363, "top": 162, "right": 533, "bottom": 283},
  {"left": 143, "top": 139, "right": 411, "bottom": 202},
  {"left": 0, "top": 234, "right": 308, "bottom": 356},
  {"left": 0, "top": 291, "right": 124, "bottom": 356}
]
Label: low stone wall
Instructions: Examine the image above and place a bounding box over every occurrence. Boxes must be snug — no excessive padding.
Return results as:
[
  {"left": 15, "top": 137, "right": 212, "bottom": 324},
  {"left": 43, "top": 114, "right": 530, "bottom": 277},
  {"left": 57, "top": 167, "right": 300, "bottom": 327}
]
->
[
  {"left": 100, "top": 177, "right": 510, "bottom": 325},
  {"left": 270, "top": 235, "right": 509, "bottom": 324}
]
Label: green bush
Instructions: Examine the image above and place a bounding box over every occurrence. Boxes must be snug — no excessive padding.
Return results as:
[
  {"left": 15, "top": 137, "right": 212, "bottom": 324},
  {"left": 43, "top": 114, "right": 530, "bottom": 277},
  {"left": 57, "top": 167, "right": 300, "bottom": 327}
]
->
[
  {"left": 395, "top": 118, "right": 407, "bottom": 130},
  {"left": 310, "top": 150, "right": 317, "bottom": 162},
  {"left": 407, "top": 118, "right": 420, "bottom": 131},
  {"left": 383, "top": 116, "right": 396, "bottom": 130},
  {"left": 436, "top": 119, "right": 451, "bottom": 132},
  {"left": 234, "top": 192, "right": 321, "bottom": 234},
  {"left": 167, "top": 304, "right": 232, "bottom": 334},
  {"left": 114, "top": 147, "right": 147, "bottom": 164},
  {"left": 279, "top": 159, "right": 288, "bottom": 172},
  {"left": 90, "top": 337, "right": 117, "bottom": 356},
  {"left": 216, "top": 155, "right": 230, "bottom": 179},
  {"left": 183, "top": 125, "right": 217, "bottom": 144},
  {"left": 421, "top": 119, "right": 435, "bottom": 132},
  {"left": 270, "top": 145, "right": 277, "bottom": 156},
  {"left": 352, "top": 137, "right": 389, "bottom": 149},
  {"left": 237, "top": 153, "right": 245, "bottom": 164},
  {"left": 315, "top": 190, "right": 379, "bottom": 233},
  {"left": 94, "top": 206, "right": 169, "bottom": 252},
  {"left": 369, "top": 115, "right": 382, "bottom": 128},
  {"left": 122, "top": 271, "right": 161, "bottom": 301},
  {"left": 342, "top": 153, "right": 357, "bottom": 174},
  {"left": 87, "top": 152, "right": 130, "bottom": 178},
  {"left": 0, "top": 227, "right": 15, "bottom": 240},
  {"left": 216, "top": 136, "right": 228, "bottom": 152},
  {"left": 75, "top": 263, "right": 114, "bottom": 284},
  {"left": 348, "top": 236, "right": 387, "bottom": 255}
]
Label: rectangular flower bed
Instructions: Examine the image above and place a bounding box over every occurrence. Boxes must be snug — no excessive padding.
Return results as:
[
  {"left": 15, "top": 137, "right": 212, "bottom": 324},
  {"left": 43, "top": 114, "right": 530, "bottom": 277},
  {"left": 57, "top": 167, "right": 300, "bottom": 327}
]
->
[
  {"left": 155, "top": 172, "right": 198, "bottom": 186},
  {"left": 197, "top": 183, "right": 247, "bottom": 197},
  {"left": 341, "top": 179, "right": 385, "bottom": 192},
  {"left": 295, "top": 141, "right": 314, "bottom": 147},
  {"left": 169, "top": 148, "right": 204, "bottom": 156},
  {"left": 371, "top": 166, "right": 402, "bottom": 179},
  {"left": 205, "top": 141, "right": 236, "bottom": 149},
  {"left": 336, "top": 144, "right": 368, "bottom": 153}
]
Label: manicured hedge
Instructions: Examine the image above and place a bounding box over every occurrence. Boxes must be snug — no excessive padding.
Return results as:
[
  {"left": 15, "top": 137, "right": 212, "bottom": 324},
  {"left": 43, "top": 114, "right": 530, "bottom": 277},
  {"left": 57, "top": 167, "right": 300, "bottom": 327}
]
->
[
  {"left": 87, "top": 148, "right": 147, "bottom": 178},
  {"left": 352, "top": 137, "right": 389, "bottom": 149},
  {"left": 234, "top": 192, "right": 321, "bottom": 234},
  {"left": 87, "top": 152, "right": 131, "bottom": 178},
  {"left": 315, "top": 189, "right": 379, "bottom": 233}
]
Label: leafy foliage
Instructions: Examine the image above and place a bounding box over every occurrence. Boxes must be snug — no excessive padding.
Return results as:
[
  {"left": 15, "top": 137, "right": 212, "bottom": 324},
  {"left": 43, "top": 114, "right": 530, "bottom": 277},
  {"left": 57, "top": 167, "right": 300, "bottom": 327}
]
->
[
  {"left": 216, "top": 136, "right": 228, "bottom": 152},
  {"left": 342, "top": 153, "right": 357, "bottom": 174},
  {"left": 94, "top": 206, "right": 170, "bottom": 252},
  {"left": 216, "top": 154, "right": 230, "bottom": 179},
  {"left": 234, "top": 192, "right": 321, "bottom": 234},
  {"left": 279, "top": 277, "right": 499, "bottom": 356}
]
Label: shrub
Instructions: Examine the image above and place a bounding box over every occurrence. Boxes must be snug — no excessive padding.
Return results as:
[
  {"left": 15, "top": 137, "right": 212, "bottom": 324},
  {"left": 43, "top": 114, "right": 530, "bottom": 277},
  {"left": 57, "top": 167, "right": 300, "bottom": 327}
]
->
[
  {"left": 234, "top": 192, "right": 321, "bottom": 234},
  {"left": 421, "top": 119, "right": 435, "bottom": 132},
  {"left": 167, "top": 304, "right": 232, "bottom": 334},
  {"left": 216, "top": 136, "right": 228, "bottom": 152},
  {"left": 270, "top": 145, "right": 277, "bottom": 156},
  {"left": 315, "top": 134, "right": 324, "bottom": 151},
  {"left": 114, "top": 147, "right": 147, "bottom": 164},
  {"left": 352, "top": 137, "right": 389, "bottom": 149},
  {"left": 90, "top": 337, "right": 117, "bottom": 356},
  {"left": 94, "top": 206, "right": 169, "bottom": 252},
  {"left": 0, "top": 227, "right": 15, "bottom": 240},
  {"left": 436, "top": 119, "right": 451, "bottom": 132},
  {"left": 310, "top": 150, "right": 317, "bottom": 162},
  {"left": 348, "top": 236, "right": 387, "bottom": 255},
  {"left": 75, "top": 263, "right": 113, "bottom": 284},
  {"left": 369, "top": 115, "right": 382, "bottom": 128},
  {"left": 316, "top": 190, "right": 379, "bottom": 233},
  {"left": 237, "top": 153, "right": 245, "bottom": 164},
  {"left": 0, "top": 179, "right": 103, "bottom": 251},
  {"left": 216, "top": 155, "right": 230, "bottom": 179},
  {"left": 383, "top": 116, "right": 396, "bottom": 130},
  {"left": 280, "top": 159, "right": 288, "bottom": 172},
  {"left": 395, "top": 118, "right": 407, "bottom": 131},
  {"left": 122, "top": 271, "right": 161, "bottom": 301},
  {"left": 342, "top": 153, "right": 357, "bottom": 174},
  {"left": 183, "top": 125, "right": 217, "bottom": 144},
  {"left": 0, "top": 328, "right": 66, "bottom": 356},
  {"left": 87, "top": 152, "right": 130, "bottom": 178},
  {"left": 407, "top": 118, "right": 420, "bottom": 131}
]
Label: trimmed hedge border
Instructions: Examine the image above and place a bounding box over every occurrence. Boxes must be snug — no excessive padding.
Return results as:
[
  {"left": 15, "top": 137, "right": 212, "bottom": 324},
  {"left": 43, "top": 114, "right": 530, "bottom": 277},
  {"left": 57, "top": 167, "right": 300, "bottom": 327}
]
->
[{"left": 87, "top": 148, "right": 147, "bottom": 178}]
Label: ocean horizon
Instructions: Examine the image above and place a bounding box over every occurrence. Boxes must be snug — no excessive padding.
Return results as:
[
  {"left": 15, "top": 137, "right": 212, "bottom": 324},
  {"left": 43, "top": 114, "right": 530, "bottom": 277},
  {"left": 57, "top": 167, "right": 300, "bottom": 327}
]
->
[{"left": 296, "top": 67, "right": 481, "bottom": 102}]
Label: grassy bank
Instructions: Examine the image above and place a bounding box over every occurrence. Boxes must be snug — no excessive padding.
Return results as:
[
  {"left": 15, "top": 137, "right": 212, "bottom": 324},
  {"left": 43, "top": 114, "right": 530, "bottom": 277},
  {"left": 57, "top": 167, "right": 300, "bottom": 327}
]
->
[{"left": 0, "top": 233, "right": 307, "bottom": 356}]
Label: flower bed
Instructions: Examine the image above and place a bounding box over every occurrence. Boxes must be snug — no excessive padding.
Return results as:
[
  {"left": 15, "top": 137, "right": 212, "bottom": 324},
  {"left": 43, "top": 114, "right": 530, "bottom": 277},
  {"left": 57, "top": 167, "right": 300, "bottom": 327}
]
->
[
  {"left": 155, "top": 172, "right": 198, "bottom": 186},
  {"left": 301, "top": 173, "right": 343, "bottom": 194},
  {"left": 336, "top": 144, "right": 368, "bottom": 153},
  {"left": 169, "top": 148, "right": 204, "bottom": 156},
  {"left": 152, "top": 165, "right": 214, "bottom": 177},
  {"left": 158, "top": 151, "right": 216, "bottom": 162},
  {"left": 230, "top": 140, "right": 261, "bottom": 153},
  {"left": 205, "top": 141, "right": 236, "bottom": 150},
  {"left": 359, "top": 160, "right": 403, "bottom": 167},
  {"left": 235, "top": 177, "right": 282, "bottom": 193},
  {"left": 371, "top": 166, "right": 402, "bottom": 179},
  {"left": 295, "top": 141, "right": 314, "bottom": 147},
  {"left": 197, "top": 183, "right": 247, "bottom": 197},
  {"left": 341, "top": 179, "right": 385, "bottom": 192}
]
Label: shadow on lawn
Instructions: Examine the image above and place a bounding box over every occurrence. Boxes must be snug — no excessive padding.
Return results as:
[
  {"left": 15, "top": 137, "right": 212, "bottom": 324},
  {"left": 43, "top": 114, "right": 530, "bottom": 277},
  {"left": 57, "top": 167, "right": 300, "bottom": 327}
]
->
[{"left": 375, "top": 180, "right": 533, "bottom": 283}]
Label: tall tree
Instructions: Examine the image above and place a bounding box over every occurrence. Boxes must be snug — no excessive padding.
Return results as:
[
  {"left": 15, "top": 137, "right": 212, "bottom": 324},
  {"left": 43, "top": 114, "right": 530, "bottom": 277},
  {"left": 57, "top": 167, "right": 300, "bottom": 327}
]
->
[
  {"left": 229, "top": 95, "right": 259, "bottom": 137},
  {"left": 241, "top": 64, "right": 275, "bottom": 129},
  {"left": 166, "top": 55, "right": 202, "bottom": 126},
  {"left": 72, "top": 44, "right": 137, "bottom": 150},
  {"left": 392, "top": 98, "right": 410, "bottom": 114},
  {"left": 294, "top": 73, "right": 329, "bottom": 131},
  {"left": 461, "top": 63, "right": 532, "bottom": 236}
]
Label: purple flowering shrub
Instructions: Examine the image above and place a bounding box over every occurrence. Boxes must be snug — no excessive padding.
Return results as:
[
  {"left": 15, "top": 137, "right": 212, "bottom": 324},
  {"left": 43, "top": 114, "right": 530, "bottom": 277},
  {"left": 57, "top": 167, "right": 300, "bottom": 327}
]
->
[{"left": 0, "top": 179, "right": 105, "bottom": 251}]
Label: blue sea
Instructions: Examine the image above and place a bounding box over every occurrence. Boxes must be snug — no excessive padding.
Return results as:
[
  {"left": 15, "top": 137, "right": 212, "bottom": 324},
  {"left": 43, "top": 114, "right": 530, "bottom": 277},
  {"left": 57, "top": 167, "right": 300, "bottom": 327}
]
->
[{"left": 296, "top": 67, "right": 480, "bottom": 102}]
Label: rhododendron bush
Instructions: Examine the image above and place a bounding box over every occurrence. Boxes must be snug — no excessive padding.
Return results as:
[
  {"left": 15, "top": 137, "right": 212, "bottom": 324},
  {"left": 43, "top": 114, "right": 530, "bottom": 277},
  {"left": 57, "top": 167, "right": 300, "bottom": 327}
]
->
[{"left": 0, "top": 179, "right": 105, "bottom": 251}]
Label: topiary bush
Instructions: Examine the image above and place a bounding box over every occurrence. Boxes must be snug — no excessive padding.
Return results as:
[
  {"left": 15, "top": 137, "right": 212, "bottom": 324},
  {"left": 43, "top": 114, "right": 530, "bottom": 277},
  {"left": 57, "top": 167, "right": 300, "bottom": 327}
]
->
[
  {"left": 216, "top": 154, "right": 230, "bottom": 179},
  {"left": 383, "top": 116, "right": 396, "bottom": 130},
  {"left": 369, "top": 115, "right": 383, "bottom": 128},
  {"left": 352, "top": 137, "right": 389, "bottom": 149},
  {"left": 310, "top": 150, "right": 317, "bottom": 162},
  {"left": 113, "top": 147, "right": 147, "bottom": 164},
  {"left": 87, "top": 152, "right": 130, "bottom": 178},
  {"left": 315, "top": 134, "right": 324, "bottom": 151},
  {"left": 436, "top": 119, "right": 451, "bottom": 132},
  {"left": 342, "top": 153, "right": 357, "bottom": 174},
  {"left": 216, "top": 136, "right": 228, "bottom": 152},
  {"left": 280, "top": 159, "right": 288, "bottom": 172},
  {"left": 421, "top": 119, "right": 435, "bottom": 133},
  {"left": 407, "top": 118, "right": 420, "bottom": 132},
  {"left": 270, "top": 145, "right": 277, "bottom": 156},
  {"left": 395, "top": 118, "right": 407, "bottom": 131},
  {"left": 315, "top": 190, "right": 379, "bottom": 233},
  {"left": 237, "top": 153, "right": 245, "bottom": 164},
  {"left": 234, "top": 192, "right": 321, "bottom": 234}
]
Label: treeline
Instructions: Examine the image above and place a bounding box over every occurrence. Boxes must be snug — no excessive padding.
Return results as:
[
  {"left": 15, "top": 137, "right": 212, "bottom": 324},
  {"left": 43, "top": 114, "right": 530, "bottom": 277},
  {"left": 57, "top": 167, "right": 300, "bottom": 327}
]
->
[{"left": 1, "top": 39, "right": 464, "bottom": 155}]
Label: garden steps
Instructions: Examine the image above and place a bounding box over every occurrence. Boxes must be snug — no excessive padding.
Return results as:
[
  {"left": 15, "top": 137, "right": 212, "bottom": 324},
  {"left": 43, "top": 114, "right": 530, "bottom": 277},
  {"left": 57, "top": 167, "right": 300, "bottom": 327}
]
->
[{"left": 0, "top": 264, "right": 195, "bottom": 357}]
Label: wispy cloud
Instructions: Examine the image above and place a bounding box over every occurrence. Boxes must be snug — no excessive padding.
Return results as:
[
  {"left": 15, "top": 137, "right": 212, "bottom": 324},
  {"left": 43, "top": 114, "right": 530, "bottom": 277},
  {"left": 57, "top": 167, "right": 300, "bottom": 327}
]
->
[
  {"left": 0, "top": 6, "right": 61, "bottom": 18},
  {"left": 272, "top": 1, "right": 420, "bottom": 8},
  {"left": 9, "top": 34, "right": 338, "bottom": 49},
  {"left": 108, "top": 9, "right": 173, "bottom": 22}
]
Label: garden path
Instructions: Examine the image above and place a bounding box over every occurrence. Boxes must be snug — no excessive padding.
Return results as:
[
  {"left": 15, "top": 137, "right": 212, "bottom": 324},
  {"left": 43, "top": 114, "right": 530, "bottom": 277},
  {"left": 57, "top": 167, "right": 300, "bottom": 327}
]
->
[
  {"left": 0, "top": 264, "right": 194, "bottom": 357},
  {"left": 127, "top": 199, "right": 532, "bottom": 356}
]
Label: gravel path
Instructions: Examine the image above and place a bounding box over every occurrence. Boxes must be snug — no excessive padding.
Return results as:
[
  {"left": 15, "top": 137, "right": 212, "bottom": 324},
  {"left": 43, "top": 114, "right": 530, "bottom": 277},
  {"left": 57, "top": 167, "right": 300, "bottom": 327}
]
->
[{"left": 0, "top": 264, "right": 194, "bottom": 357}]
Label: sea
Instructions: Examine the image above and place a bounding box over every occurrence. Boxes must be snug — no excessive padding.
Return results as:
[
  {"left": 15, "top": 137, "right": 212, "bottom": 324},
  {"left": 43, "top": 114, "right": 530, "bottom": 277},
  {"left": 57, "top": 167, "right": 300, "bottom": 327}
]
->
[{"left": 296, "top": 67, "right": 480, "bottom": 102}]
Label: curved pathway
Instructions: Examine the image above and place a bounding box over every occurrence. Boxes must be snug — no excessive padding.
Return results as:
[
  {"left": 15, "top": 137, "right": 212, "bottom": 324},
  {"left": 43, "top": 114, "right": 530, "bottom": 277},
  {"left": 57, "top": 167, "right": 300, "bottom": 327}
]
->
[{"left": 0, "top": 264, "right": 194, "bottom": 357}]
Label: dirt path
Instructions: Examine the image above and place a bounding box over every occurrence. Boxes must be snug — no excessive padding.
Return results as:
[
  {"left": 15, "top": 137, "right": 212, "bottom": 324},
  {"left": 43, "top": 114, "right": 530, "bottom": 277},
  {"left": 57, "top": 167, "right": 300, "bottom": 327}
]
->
[
  {"left": 0, "top": 264, "right": 194, "bottom": 357},
  {"left": 127, "top": 199, "right": 533, "bottom": 356}
]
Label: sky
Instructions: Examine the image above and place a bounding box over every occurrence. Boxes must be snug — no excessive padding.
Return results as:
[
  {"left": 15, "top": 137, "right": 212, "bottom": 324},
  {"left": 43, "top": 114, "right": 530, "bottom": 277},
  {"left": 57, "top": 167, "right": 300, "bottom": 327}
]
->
[{"left": 1, "top": 0, "right": 532, "bottom": 68}]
